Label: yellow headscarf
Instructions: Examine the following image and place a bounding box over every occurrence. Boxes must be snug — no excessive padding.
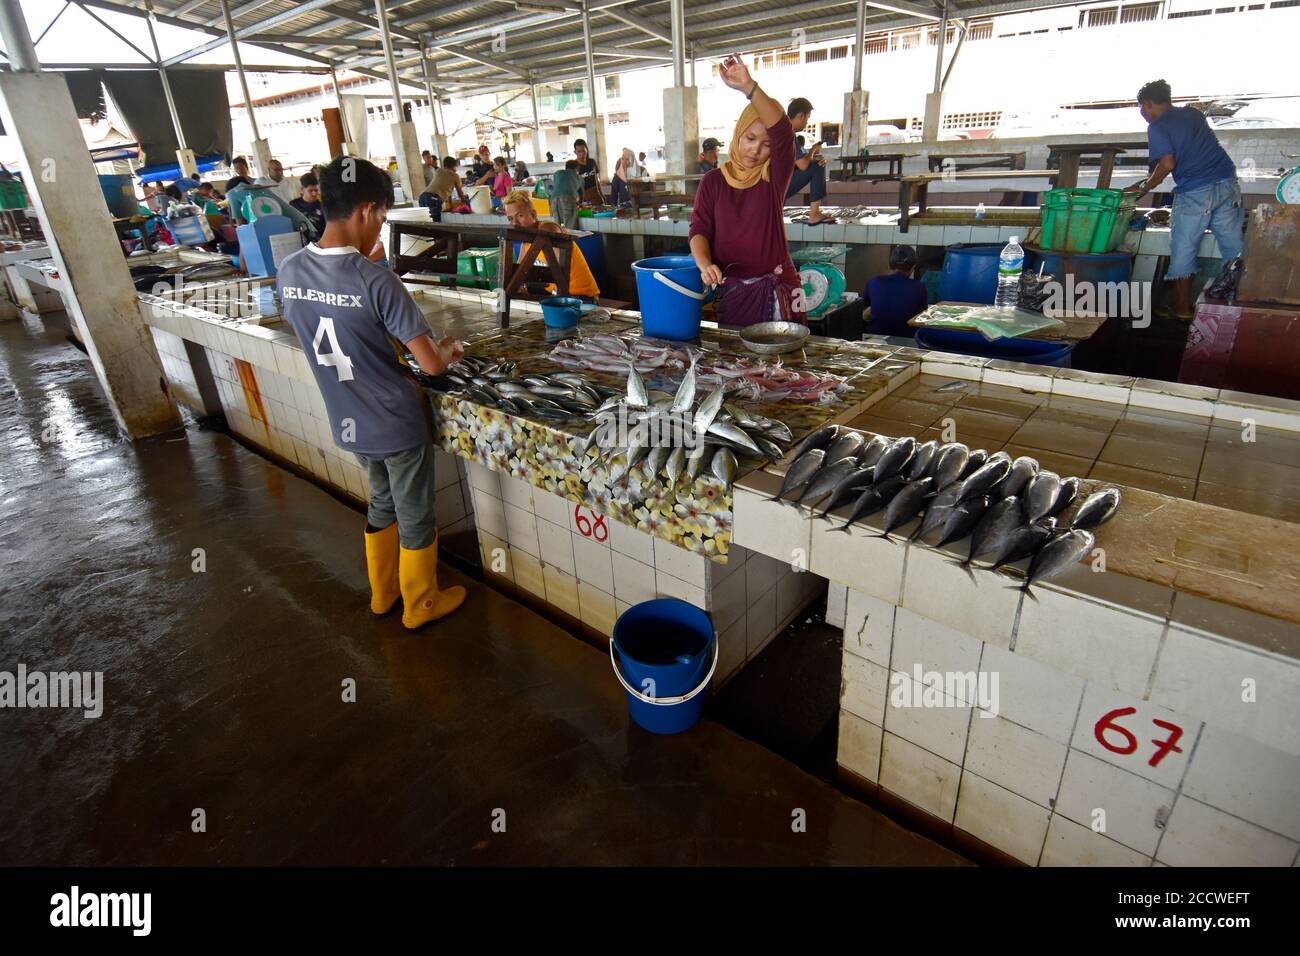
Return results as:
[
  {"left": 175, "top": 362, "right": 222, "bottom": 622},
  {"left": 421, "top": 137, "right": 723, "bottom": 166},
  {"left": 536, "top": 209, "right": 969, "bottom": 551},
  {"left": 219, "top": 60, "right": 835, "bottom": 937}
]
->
[{"left": 720, "top": 103, "right": 770, "bottom": 191}]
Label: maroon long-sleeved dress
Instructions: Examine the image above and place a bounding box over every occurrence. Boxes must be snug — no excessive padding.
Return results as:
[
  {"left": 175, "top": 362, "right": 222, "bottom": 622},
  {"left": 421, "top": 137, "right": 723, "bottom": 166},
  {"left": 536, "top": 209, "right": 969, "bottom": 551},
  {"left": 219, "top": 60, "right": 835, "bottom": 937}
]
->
[{"left": 688, "top": 114, "right": 801, "bottom": 326}]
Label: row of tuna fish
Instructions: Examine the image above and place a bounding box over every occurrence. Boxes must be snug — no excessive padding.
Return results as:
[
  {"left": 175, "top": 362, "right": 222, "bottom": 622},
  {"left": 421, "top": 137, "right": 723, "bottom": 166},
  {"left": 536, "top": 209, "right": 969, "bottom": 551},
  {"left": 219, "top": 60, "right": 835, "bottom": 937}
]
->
[{"left": 777, "top": 424, "right": 1122, "bottom": 590}]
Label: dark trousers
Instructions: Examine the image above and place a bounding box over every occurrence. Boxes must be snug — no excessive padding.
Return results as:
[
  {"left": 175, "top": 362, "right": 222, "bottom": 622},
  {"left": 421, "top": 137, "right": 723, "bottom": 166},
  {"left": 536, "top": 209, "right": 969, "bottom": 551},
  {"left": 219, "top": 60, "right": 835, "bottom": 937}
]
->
[
  {"left": 418, "top": 192, "right": 443, "bottom": 221},
  {"left": 786, "top": 162, "right": 827, "bottom": 204}
]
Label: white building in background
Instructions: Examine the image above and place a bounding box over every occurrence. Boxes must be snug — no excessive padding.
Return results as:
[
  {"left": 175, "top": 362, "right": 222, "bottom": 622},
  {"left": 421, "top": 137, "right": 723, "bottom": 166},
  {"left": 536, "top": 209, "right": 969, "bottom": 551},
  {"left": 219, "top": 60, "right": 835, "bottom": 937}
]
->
[{"left": 231, "top": 1, "right": 1299, "bottom": 176}]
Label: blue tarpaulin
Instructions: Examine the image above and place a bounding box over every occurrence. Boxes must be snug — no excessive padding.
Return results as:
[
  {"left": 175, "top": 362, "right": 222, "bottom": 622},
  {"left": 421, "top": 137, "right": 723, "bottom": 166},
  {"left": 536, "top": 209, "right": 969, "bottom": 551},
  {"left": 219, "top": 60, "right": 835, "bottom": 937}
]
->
[{"left": 135, "top": 153, "right": 226, "bottom": 185}]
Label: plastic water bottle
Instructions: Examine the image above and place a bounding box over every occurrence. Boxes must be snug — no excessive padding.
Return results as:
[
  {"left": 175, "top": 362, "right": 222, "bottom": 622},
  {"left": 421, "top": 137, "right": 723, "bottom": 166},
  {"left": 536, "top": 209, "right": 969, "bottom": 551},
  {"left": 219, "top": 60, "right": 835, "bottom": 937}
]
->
[
  {"left": 975, "top": 202, "right": 986, "bottom": 221},
  {"left": 994, "top": 236, "right": 1024, "bottom": 310}
]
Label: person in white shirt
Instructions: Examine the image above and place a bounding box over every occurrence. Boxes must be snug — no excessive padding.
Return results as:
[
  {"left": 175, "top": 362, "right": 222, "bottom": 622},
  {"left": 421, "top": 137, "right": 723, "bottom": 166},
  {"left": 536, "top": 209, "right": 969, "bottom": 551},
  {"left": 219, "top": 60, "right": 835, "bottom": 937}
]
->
[{"left": 267, "top": 159, "right": 300, "bottom": 205}]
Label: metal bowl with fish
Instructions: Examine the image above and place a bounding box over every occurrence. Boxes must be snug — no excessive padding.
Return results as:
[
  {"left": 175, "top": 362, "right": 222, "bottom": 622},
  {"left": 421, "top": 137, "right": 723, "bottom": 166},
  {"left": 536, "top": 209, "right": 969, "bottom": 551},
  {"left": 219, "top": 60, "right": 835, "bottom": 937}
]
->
[{"left": 739, "top": 321, "right": 810, "bottom": 356}]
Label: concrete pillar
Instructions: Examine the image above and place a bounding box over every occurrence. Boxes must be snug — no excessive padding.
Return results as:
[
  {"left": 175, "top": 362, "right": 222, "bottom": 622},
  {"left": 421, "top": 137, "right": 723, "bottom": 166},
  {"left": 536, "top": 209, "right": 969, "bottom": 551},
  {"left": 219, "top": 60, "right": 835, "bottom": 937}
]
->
[
  {"left": 841, "top": 90, "right": 869, "bottom": 157},
  {"left": 923, "top": 90, "right": 943, "bottom": 143},
  {"left": 176, "top": 147, "right": 199, "bottom": 179},
  {"left": 581, "top": 1, "right": 600, "bottom": 170},
  {"left": 391, "top": 121, "right": 425, "bottom": 203},
  {"left": 0, "top": 72, "right": 180, "bottom": 438},
  {"left": 529, "top": 83, "right": 544, "bottom": 164},
  {"left": 251, "top": 138, "right": 274, "bottom": 177},
  {"left": 662, "top": 85, "right": 698, "bottom": 181}
]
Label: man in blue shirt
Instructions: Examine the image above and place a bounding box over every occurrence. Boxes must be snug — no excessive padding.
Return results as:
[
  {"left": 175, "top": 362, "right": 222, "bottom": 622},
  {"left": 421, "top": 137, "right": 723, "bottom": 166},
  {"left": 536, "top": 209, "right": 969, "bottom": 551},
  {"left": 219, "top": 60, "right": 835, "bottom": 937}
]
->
[
  {"left": 1126, "top": 79, "right": 1242, "bottom": 319},
  {"left": 278, "top": 156, "right": 467, "bottom": 629},
  {"left": 864, "top": 245, "right": 927, "bottom": 338}
]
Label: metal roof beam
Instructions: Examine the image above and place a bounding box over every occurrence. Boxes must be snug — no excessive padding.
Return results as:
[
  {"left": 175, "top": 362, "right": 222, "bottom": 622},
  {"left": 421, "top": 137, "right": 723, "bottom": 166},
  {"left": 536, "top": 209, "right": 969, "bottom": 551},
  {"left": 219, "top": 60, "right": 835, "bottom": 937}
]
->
[{"left": 600, "top": 7, "right": 672, "bottom": 43}]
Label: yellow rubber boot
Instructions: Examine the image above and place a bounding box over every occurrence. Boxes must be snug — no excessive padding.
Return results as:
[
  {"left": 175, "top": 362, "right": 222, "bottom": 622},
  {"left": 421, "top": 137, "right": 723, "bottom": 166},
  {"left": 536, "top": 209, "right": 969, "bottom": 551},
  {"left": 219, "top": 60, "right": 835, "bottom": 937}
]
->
[
  {"left": 399, "top": 533, "right": 466, "bottom": 629},
  {"left": 364, "top": 523, "right": 401, "bottom": 615}
]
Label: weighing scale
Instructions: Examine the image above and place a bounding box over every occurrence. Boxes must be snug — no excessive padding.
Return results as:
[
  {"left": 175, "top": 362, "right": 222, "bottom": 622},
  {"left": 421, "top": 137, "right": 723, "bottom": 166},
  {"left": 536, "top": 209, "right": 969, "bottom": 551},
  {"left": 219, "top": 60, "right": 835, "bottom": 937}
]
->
[{"left": 1276, "top": 167, "right": 1300, "bottom": 205}]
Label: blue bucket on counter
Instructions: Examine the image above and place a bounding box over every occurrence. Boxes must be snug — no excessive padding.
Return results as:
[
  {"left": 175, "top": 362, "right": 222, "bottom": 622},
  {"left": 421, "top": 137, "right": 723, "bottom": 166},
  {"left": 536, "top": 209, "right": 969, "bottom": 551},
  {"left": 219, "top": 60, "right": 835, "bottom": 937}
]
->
[
  {"left": 915, "top": 327, "right": 1074, "bottom": 368},
  {"left": 610, "top": 599, "right": 717, "bottom": 735},
  {"left": 632, "top": 256, "right": 712, "bottom": 340},
  {"left": 938, "top": 244, "right": 1005, "bottom": 305},
  {"left": 540, "top": 295, "right": 583, "bottom": 328}
]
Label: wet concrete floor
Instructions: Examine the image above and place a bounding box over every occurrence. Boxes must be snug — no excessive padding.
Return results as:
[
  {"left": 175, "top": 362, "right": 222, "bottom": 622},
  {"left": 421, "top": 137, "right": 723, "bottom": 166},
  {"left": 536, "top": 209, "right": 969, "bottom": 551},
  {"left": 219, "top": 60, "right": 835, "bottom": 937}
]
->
[{"left": 0, "top": 314, "right": 967, "bottom": 866}]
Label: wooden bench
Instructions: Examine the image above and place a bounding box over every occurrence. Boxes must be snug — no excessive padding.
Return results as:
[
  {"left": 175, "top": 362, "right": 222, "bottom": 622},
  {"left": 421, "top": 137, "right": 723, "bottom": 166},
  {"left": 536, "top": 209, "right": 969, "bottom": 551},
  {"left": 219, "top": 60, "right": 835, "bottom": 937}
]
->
[
  {"left": 927, "top": 151, "right": 1027, "bottom": 173},
  {"left": 837, "top": 152, "right": 914, "bottom": 182},
  {"left": 896, "top": 169, "right": 1060, "bottom": 232}
]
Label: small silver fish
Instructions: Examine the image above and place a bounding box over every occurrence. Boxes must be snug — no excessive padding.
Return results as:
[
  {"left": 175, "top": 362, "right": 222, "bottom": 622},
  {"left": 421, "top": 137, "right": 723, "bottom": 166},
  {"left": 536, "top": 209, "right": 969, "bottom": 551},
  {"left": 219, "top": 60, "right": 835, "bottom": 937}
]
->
[
  {"left": 627, "top": 361, "right": 649, "bottom": 408},
  {"left": 644, "top": 444, "right": 670, "bottom": 479},
  {"left": 686, "top": 443, "right": 713, "bottom": 481},
  {"left": 956, "top": 456, "right": 1012, "bottom": 502},
  {"left": 906, "top": 440, "right": 939, "bottom": 481},
  {"left": 1045, "top": 476, "right": 1081, "bottom": 518},
  {"left": 935, "top": 494, "right": 989, "bottom": 548},
  {"left": 762, "top": 420, "right": 793, "bottom": 444},
  {"left": 710, "top": 447, "right": 737, "bottom": 490},
  {"left": 672, "top": 354, "right": 699, "bottom": 413},
  {"left": 752, "top": 434, "right": 786, "bottom": 461},
  {"left": 936, "top": 380, "right": 969, "bottom": 392},
  {"left": 707, "top": 419, "right": 761, "bottom": 456},
  {"left": 993, "top": 456, "right": 1039, "bottom": 500},
  {"left": 816, "top": 466, "right": 876, "bottom": 520},
  {"left": 665, "top": 446, "right": 686, "bottom": 486},
  {"left": 693, "top": 384, "right": 726, "bottom": 436},
  {"left": 797, "top": 458, "right": 860, "bottom": 507},
  {"left": 873, "top": 477, "right": 936, "bottom": 540},
  {"left": 873, "top": 436, "right": 916, "bottom": 480}
]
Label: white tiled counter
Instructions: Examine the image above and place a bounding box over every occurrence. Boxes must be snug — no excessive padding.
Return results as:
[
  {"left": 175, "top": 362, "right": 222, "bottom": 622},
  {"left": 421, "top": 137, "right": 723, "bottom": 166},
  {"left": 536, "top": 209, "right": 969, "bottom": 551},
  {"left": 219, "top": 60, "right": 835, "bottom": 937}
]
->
[
  {"left": 734, "top": 351, "right": 1300, "bottom": 867},
  {"left": 141, "top": 293, "right": 476, "bottom": 540}
]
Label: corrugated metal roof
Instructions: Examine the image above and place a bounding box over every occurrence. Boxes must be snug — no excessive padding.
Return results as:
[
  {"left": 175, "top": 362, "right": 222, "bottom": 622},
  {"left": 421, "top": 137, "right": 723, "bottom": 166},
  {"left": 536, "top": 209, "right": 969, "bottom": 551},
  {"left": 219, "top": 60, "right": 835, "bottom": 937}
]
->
[{"left": 140, "top": 0, "right": 1071, "bottom": 94}]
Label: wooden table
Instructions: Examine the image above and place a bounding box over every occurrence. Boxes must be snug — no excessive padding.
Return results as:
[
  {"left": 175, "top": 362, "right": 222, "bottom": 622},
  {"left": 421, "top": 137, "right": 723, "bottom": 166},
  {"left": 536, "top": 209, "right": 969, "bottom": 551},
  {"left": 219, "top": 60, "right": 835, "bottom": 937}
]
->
[
  {"left": 388, "top": 219, "right": 575, "bottom": 328},
  {"left": 627, "top": 179, "right": 691, "bottom": 219},
  {"left": 1049, "top": 141, "right": 1151, "bottom": 179},
  {"left": 1045, "top": 144, "right": 1130, "bottom": 189},
  {"left": 927, "top": 151, "right": 1027, "bottom": 173},
  {"left": 896, "top": 169, "right": 1060, "bottom": 232},
  {"left": 838, "top": 152, "right": 914, "bottom": 181}
]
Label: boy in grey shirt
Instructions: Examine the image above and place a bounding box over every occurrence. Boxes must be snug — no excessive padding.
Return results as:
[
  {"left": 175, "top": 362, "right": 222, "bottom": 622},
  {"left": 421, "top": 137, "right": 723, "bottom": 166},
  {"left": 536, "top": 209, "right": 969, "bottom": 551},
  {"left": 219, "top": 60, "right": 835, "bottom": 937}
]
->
[
  {"left": 549, "top": 160, "right": 582, "bottom": 229},
  {"left": 278, "top": 156, "right": 467, "bottom": 629}
]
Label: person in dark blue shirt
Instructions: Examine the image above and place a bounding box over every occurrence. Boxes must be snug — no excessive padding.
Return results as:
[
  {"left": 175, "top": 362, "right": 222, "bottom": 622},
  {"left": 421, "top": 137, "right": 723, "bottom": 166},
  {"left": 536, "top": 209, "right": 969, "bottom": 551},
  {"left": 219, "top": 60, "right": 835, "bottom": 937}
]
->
[
  {"left": 865, "top": 245, "right": 927, "bottom": 338},
  {"left": 1126, "top": 79, "right": 1242, "bottom": 319}
]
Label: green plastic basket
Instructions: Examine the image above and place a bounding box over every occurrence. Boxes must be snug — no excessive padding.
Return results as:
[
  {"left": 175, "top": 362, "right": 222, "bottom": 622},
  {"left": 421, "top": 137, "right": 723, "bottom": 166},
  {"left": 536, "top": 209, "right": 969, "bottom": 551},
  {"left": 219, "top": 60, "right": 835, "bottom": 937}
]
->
[{"left": 1040, "top": 188, "right": 1137, "bottom": 255}]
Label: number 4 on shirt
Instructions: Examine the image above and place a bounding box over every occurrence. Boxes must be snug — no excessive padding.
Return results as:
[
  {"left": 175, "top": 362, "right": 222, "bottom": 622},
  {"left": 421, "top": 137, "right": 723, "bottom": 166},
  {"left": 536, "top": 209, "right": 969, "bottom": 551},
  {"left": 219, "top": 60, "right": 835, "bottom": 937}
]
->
[{"left": 312, "top": 316, "right": 355, "bottom": 382}]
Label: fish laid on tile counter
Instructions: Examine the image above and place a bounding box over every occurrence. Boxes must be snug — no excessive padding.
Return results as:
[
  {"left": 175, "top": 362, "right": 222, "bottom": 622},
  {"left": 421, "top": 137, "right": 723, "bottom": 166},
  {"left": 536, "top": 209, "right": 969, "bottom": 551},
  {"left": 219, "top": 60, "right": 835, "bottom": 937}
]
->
[{"left": 422, "top": 316, "right": 913, "bottom": 563}]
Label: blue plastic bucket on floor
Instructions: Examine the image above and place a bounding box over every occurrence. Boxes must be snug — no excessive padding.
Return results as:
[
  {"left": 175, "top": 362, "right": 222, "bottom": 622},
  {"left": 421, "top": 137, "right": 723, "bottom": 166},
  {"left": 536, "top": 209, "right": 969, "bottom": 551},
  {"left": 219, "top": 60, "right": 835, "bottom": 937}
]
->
[
  {"left": 611, "top": 598, "right": 718, "bottom": 735},
  {"left": 915, "top": 327, "right": 1074, "bottom": 368},
  {"left": 540, "top": 295, "right": 582, "bottom": 328},
  {"left": 631, "top": 256, "right": 711, "bottom": 340}
]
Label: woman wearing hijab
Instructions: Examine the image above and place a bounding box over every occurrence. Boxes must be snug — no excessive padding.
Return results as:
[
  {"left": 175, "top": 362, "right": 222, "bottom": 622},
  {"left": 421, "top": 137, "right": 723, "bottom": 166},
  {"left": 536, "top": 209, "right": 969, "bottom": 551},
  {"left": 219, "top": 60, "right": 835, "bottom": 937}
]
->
[{"left": 688, "top": 55, "right": 803, "bottom": 327}]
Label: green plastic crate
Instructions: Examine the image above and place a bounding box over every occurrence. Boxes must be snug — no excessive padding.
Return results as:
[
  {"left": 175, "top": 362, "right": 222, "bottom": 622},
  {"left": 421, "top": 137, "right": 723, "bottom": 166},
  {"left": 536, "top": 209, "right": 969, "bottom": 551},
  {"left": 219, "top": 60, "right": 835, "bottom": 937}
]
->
[
  {"left": 454, "top": 248, "right": 498, "bottom": 288},
  {"left": 0, "top": 179, "right": 28, "bottom": 211},
  {"left": 1040, "top": 187, "right": 1137, "bottom": 255}
]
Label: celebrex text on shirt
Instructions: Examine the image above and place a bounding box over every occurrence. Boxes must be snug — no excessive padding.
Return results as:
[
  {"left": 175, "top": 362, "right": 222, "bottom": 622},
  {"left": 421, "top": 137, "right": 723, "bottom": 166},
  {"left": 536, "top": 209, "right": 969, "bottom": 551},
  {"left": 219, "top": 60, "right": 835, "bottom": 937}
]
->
[{"left": 280, "top": 286, "right": 364, "bottom": 308}]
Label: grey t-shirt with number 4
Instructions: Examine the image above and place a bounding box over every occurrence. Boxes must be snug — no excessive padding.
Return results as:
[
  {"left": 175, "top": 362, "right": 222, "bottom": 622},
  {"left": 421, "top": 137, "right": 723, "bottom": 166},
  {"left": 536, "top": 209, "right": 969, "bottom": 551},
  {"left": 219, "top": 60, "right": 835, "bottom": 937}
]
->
[{"left": 277, "top": 243, "right": 433, "bottom": 457}]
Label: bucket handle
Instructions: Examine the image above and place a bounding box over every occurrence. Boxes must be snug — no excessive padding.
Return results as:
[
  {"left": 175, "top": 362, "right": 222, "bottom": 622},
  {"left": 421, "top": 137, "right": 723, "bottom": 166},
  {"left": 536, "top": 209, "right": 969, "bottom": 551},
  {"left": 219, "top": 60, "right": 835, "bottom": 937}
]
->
[
  {"left": 652, "top": 269, "right": 716, "bottom": 303},
  {"left": 609, "top": 636, "right": 719, "bottom": 706}
]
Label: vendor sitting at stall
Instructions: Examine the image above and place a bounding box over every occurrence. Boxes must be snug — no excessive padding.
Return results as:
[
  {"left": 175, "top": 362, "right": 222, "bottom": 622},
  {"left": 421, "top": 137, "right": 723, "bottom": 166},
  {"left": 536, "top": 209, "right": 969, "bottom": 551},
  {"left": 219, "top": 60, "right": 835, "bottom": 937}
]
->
[
  {"left": 501, "top": 188, "right": 600, "bottom": 301},
  {"left": 688, "top": 54, "right": 805, "bottom": 327},
  {"left": 864, "top": 245, "right": 927, "bottom": 338},
  {"left": 290, "top": 172, "right": 325, "bottom": 236},
  {"left": 277, "top": 155, "right": 467, "bottom": 629}
]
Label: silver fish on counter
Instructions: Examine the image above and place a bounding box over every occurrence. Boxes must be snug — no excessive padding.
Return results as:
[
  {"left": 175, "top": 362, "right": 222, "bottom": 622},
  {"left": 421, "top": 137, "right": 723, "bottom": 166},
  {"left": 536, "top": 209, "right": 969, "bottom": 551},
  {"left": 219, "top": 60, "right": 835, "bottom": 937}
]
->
[
  {"left": 956, "top": 455, "right": 1013, "bottom": 503},
  {"left": 816, "top": 466, "right": 876, "bottom": 520},
  {"left": 991, "top": 520, "right": 1057, "bottom": 572},
  {"left": 789, "top": 423, "right": 841, "bottom": 461},
  {"left": 953, "top": 496, "right": 1024, "bottom": 578},
  {"left": 935, "top": 495, "right": 990, "bottom": 548},
  {"left": 710, "top": 447, "right": 737, "bottom": 490},
  {"left": 1023, "top": 471, "right": 1061, "bottom": 523},
  {"left": 644, "top": 444, "right": 670, "bottom": 479},
  {"left": 872, "top": 477, "right": 936, "bottom": 541},
  {"left": 960, "top": 448, "right": 989, "bottom": 480},
  {"left": 706, "top": 419, "right": 762, "bottom": 457},
  {"left": 693, "top": 384, "right": 726, "bottom": 434},
  {"left": 992, "top": 456, "right": 1040, "bottom": 500},
  {"left": 1070, "top": 488, "right": 1122, "bottom": 531},
  {"left": 857, "top": 434, "right": 889, "bottom": 469},
  {"left": 665, "top": 446, "right": 686, "bottom": 486},
  {"left": 1044, "top": 476, "right": 1081, "bottom": 519},
  {"left": 1017, "top": 529, "right": 1096, "bottom": 592},
  {"left": 777, "top": 448, "right": 825, "bottom": 501},
  {"left": 906, "top": 440, "right": 939, "bottom": 481},
  {"left": 672, "top": 354, "right": 699, "bottom": 413},
  {"left": 627, "top": 361, "right": 650, "bottom": 408},
  {"left": 930, "top": 442, "right": 970, "bottom": 491},
  {"left": 796, "top": 458, "right": 861, "bottom": 507},
  {"left": 833, "top": 476, "right": 908, "bottom": 533},
  {"left": 686, "top": 443, "right": 713, "bottom": 481},
  {"left": 823, "top": 431, "right": 865, "bottom": 467},
  {"left": 873, "top": 436, "right": 916, "bottom": 480}
]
